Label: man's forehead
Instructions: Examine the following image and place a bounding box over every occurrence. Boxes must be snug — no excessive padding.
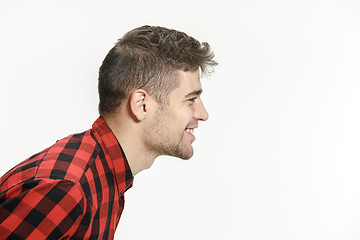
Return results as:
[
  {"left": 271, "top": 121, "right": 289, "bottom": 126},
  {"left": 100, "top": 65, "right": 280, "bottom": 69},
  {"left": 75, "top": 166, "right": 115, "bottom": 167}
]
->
[{"left": 175, "top": 70, "right": 202, "bottom": 95}]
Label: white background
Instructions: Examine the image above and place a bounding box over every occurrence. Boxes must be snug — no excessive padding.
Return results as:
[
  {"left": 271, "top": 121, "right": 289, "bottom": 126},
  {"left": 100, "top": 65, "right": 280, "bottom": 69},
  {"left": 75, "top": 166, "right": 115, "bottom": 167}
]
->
[{"left": 1, "top": 0, "right": 360, "bottom": 239}]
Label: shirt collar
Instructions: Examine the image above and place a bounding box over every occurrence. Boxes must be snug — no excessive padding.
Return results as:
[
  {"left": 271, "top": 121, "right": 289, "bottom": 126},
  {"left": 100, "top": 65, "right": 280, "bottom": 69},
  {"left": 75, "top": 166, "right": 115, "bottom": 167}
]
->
[{"left": 91, "top": 116, "right": 133, "bottom": 193}]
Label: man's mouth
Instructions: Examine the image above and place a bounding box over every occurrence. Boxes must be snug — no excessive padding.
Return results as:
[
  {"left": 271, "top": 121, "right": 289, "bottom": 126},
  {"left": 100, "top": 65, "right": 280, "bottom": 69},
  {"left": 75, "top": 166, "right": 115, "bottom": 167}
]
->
[{"left": 185, "top": 127, "right": 197, "bottom": 142}]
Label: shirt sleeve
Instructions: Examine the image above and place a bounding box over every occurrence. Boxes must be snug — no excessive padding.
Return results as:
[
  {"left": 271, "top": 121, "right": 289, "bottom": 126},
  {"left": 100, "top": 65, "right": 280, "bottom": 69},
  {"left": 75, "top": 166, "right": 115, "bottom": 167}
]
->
[{"left": 0, "top": 178, "right": 85, "bottom": 239}]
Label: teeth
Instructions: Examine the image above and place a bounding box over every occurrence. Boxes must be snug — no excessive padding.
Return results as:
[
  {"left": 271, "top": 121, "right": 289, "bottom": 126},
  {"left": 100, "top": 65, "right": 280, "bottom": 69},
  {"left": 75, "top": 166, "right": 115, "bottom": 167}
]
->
[{"left": 186, "top": 128, "right": 194, "bottom": 134}]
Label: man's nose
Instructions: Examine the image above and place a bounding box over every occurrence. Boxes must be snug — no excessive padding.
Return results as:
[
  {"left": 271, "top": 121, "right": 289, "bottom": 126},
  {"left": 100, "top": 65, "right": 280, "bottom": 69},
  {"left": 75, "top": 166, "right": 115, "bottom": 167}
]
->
[{"left": 194, "top": 99, "right": 209, "bottom": 121}]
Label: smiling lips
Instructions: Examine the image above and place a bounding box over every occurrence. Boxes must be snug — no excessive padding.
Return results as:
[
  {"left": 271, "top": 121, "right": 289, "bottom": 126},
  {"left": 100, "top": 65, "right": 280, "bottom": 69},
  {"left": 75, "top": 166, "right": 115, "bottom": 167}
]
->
[
  {"left": 185, "top": 127, "right": 197, "bottom": 142},
  {"left": 185, "top": 124, "right": 198, "bottom": 141}
]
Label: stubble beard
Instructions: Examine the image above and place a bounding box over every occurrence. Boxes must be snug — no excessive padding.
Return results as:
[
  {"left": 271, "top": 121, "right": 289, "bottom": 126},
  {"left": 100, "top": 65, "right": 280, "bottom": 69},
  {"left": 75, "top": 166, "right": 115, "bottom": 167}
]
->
[{"left": 144, "top": 109, "right": 194, "bottom": 160}]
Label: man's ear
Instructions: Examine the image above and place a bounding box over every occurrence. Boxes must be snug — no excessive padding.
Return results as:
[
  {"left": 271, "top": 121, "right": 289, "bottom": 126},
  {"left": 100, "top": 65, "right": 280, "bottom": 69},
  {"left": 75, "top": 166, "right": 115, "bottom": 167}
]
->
[{"left": 129, "top": 89, "right": 148, "bottom": 122}]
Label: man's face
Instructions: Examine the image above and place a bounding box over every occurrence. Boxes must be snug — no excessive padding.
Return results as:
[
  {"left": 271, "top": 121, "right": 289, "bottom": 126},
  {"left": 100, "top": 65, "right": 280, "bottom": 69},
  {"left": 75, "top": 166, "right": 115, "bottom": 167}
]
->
[{"left": 144, "top": 69, "right": 209, "bottom": 159}]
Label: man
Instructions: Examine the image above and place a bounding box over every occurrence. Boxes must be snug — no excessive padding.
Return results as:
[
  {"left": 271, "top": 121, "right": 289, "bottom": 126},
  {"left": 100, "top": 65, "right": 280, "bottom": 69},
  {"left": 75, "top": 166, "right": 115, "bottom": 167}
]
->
[{"left": 0, "top": 25, "right": 217, "bottom": 239}]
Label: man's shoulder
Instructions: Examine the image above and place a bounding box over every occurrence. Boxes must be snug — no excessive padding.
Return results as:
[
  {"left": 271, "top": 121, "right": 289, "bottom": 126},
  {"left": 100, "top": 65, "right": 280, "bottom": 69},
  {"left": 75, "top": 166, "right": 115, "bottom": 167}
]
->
[{"left": 36, "top": 129, "right": 101, "bottom": 183}]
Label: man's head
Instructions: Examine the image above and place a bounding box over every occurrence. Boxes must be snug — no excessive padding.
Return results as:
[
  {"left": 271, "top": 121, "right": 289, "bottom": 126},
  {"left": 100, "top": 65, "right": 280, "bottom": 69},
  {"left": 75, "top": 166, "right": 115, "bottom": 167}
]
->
[
  {"left": 98, "top": 25, "right": 217, "bottom": 115},
  {"left": 98, "top": 26, "right": 217, "bottom": 163}
]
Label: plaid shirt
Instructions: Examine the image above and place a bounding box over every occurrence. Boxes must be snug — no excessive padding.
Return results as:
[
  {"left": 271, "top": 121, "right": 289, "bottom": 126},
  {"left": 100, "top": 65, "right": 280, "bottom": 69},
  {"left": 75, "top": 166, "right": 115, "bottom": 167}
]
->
[{"left": 0, "top": 117, "right": 133, "bottom": 239}]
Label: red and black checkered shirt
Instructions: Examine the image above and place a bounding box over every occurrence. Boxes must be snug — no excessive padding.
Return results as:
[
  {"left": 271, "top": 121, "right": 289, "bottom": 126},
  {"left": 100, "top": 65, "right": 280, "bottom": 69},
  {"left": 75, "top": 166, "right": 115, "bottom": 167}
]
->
[{"left": 0, "top": 116, "right": 133, "bottom": 239}]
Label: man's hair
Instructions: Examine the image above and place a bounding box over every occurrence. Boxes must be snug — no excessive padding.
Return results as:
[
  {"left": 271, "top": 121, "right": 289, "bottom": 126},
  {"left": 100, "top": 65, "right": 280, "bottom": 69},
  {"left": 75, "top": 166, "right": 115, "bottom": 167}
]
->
[{"left": 98, "top": 25, "right": 217, "bottom": 115}]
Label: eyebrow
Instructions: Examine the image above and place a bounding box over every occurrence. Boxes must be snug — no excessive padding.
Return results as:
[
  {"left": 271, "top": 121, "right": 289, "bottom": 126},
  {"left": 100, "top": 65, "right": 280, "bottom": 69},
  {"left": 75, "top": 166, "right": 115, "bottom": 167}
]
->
[{"left": 185, "top": 89, "right": 203, "bottom": 98}]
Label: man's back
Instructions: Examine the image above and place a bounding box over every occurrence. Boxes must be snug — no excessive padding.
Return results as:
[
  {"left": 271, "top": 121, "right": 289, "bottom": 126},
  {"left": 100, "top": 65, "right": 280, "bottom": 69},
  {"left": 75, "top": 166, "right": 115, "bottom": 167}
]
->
[{"left": 0, "top": 117, "right": 133, "bottom": 239}]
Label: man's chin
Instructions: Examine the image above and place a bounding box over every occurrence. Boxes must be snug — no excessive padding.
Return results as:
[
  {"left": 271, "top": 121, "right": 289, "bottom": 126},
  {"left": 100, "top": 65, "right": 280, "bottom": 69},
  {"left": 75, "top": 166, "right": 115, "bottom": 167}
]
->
[
  {"left": 155, "top": 143, "right": 194, "bottom": 160},
  {"left": 174, "top": 147, "right": 194, "bottom": 160},
  {"left": 178, "top": 154, "right": 192, "bottom": 160}
]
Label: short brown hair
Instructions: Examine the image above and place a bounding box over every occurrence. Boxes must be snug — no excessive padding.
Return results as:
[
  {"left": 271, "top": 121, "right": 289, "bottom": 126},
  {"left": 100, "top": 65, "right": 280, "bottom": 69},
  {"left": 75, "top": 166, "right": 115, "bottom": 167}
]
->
[{"left": 98, "top": 25, "right": 217, "bottom": 115}]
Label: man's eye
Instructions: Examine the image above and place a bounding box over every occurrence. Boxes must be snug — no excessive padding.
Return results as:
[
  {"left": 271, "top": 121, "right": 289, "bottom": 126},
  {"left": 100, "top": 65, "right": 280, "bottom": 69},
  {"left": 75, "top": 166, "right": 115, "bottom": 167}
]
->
[{"left": 188, "top": 98, "right": 196, "bottom": 102}]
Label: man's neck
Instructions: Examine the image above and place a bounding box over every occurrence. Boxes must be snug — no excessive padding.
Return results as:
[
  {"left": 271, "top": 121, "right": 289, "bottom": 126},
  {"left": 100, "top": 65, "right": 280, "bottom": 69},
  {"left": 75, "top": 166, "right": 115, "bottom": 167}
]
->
[{"left": 102, "top": 114, "right": 157, "bottom": 176}]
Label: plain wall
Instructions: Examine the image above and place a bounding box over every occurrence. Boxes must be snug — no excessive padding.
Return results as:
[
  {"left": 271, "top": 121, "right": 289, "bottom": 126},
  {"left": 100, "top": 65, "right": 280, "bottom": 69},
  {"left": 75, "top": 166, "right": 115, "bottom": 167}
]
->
[{"left": 1, "top": 0, "right": 360, "bottom": 239}]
